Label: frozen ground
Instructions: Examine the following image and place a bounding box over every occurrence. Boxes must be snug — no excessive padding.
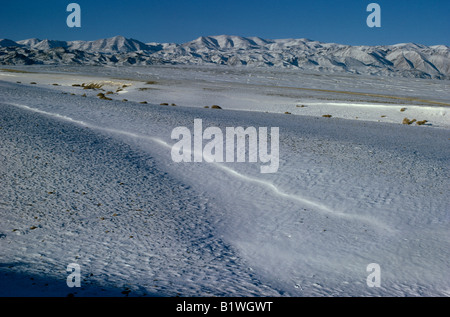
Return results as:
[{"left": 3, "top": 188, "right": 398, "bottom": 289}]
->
[
  {"left": 0, "top": 66, "right": 449, "bottom": 297},
  {"left": 1, "top": 65, "right": 449, "bottom": 128}
]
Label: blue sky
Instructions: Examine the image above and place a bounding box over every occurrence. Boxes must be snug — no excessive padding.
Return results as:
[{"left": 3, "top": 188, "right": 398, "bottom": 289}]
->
[{"left": 1, "top": 0, "right": 449, "bottom": 45}]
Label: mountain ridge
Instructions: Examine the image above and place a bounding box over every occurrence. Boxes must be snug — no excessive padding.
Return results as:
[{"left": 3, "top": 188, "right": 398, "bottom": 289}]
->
[{"left": 1, "top": 35, "right": 449, "bottom": 80}]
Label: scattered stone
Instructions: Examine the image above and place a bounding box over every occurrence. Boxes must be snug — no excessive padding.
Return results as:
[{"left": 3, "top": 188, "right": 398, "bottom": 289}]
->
[
  {"left": 402, "top": 118, "right": 416, "bottom": 125},
  {"left": 416, "top": 120, "right": 428, "bottom": 125}
]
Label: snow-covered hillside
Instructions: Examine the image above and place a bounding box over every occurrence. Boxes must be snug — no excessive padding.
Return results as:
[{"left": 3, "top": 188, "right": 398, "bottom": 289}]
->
[
  {"left": 1, "top": 35, "right": 449, "bottom": 79},
  {"left": 0, "top": 66, "right": 449, "bottom": 297}
]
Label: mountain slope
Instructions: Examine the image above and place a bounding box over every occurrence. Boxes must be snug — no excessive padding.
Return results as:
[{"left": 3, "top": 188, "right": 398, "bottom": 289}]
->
[
  {"left": 1, "top": 35, "right": 449, "bottom": 79},
  {"left": 68, "top": 36, "right": 151, "bottom": 53},
  {"left": 0, "top": 39, "right": 22, "bottom": 48}
]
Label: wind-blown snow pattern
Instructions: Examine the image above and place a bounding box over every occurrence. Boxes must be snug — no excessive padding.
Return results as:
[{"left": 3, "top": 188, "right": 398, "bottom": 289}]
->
[
  {"left": 1, "top": 35, "right": 449, "bottom": 79},
  {"left": 0, "top": 65, "right": 449, "bottom": 297}
]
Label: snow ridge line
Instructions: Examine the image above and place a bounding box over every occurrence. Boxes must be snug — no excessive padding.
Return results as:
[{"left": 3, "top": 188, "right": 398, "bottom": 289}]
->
[
  {"left": 7, "top": 102, "right": 392, "bottom": 232},
  {"left": 212, "top": 163, "right": 393, "bottom": 232}
]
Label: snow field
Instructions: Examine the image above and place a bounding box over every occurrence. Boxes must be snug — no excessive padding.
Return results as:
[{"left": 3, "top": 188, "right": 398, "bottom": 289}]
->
[{"left": 0, "top": 66, "right": 449, "bottom": 296}]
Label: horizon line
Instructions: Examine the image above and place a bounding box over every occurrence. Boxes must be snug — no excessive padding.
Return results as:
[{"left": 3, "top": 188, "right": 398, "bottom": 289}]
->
[{"left": 2, "top": 35, "right": 449, "bottom": 48}]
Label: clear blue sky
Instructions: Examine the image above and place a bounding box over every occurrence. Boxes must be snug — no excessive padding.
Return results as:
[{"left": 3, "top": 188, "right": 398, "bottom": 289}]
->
[{"left": 1, "top": 0, "right": 449, "bottom": 45}]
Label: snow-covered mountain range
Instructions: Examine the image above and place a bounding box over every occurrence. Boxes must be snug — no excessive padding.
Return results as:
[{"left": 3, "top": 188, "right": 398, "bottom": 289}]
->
[{"left": 1, "top": 35, "right": 449, "bottom": 79}]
